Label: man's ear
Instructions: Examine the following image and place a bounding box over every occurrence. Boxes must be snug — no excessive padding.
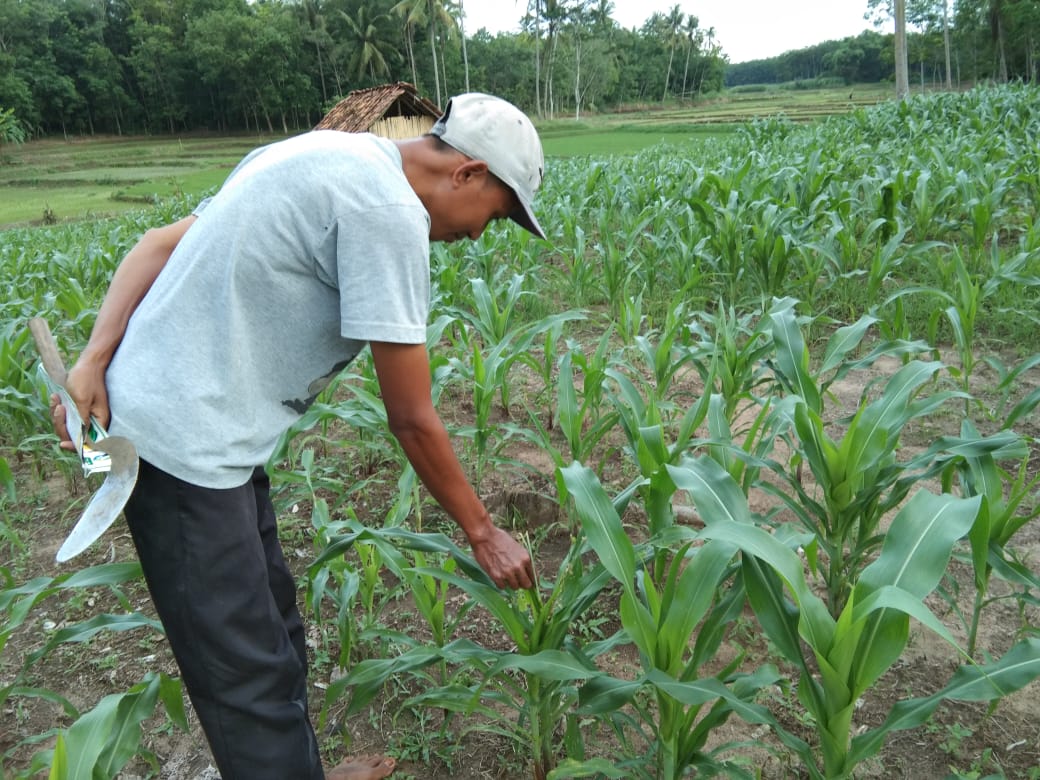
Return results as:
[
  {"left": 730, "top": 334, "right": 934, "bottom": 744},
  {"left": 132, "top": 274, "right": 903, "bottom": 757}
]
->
[{"left": 452, "top": 158, "right": 490, "bottom": 188}]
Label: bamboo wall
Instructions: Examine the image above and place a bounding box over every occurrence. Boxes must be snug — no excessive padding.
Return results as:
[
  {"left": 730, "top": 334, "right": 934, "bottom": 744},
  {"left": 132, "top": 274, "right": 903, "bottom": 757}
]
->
[{"left": 370, "top": 115, "right": 437, "bottom": 140}]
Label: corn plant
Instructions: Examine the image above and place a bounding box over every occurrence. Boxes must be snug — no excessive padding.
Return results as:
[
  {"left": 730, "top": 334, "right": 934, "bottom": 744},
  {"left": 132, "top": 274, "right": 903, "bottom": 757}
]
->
[
  {"left": 944, "top": 419, "right": 1040, "bottom": 658},
  {"left": 412, "top": 536, "right": 615, "bottom": 780},
  {"left": 316, "top": 524, "right": 613, "bottom": 780},
  {"left": 604, "top": 367, "right": 711, "bottom": 580},
  {"left": 890, "top": 243, "right": 1040, "bottom": 411},
  {"left": 764, "top": 303, "right": 989, "bottom": 614},
  {"left": 672, "top": 453, "right": 1040, "bottom": 780},
  {"left": 446, "top": 274, "right": 530, "bottom": 344},
  {"left": 516, "top": 314, "right": 586, "bottom": 427},
  {"left": 446, "top": 308, "right": 583, "bottom": 485},
  {"left": 1, "top": 319, "right": 46, "bottom": 438},
  {"left": 554, "top": 225, "right": 603, "bottom": 309},
  {"left": 0, "top": 563, "right": 169, "bottom": 778},
  {"left": 686, "top": 301, "right": 776, "bottom": 422},
  {"left": 0, "top": 456, "right": 13, "bottom": 503},
  {"left": 516, "top": 344, "right": 621, "bottom": 482},
  {"left": 955, "top": 161, "right": 1014, "bottom": 251},
  {"left": 700, "top": 392, "right": 788, "bottom": 500},
  {"left": 907, "top": 163, "right": 958, "bottom": 241},
  {"left": 447, "top": 331, "right": 530, "bottom": 484},
  {"left": 306, "top": 498, "right": 372, "bottom": 667},
  {"left": 745, "top": 200, "right": 801, "bottom": 299},
  {"left": 627, "top": 302, "right": 696, "bottom": 405},
  {"left": 40, "top": 671, "right": 186, "bottom": 780},
  {"left": 985, "top": 350, "right": 1040, "bottom": 430},
  {"left": 556, "top": 462, "right": 803, "bottom": 780}
]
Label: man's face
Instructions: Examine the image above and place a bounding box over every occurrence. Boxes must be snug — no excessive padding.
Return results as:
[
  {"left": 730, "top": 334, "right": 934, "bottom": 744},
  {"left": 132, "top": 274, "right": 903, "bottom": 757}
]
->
[{"left": 427, "top": 162, "right": 520, "bottom": 243}]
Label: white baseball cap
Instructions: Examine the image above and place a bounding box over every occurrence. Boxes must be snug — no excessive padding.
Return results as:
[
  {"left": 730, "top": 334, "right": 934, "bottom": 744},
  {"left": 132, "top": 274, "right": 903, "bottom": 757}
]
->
[{"left": 430, "top": 93, "right": 546, "bottom": 239}]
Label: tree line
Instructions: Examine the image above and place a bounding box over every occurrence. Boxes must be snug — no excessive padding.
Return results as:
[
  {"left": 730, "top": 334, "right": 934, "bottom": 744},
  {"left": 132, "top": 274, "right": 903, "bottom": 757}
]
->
[
  {"left": 728, "top": 0, "right": 1038, "bottom": 90},
  {"left": 1, "top": 0, "right": 1036, "bottom": 140},
  {"left": 0, "top": 0, "right": 728, "bottom": 138}
]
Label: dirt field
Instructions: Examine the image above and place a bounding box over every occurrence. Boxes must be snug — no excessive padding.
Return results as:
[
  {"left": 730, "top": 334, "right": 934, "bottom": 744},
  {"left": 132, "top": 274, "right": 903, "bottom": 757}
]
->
[{"left": 2, "top": 349, "right": 1038, "bottom": 780}]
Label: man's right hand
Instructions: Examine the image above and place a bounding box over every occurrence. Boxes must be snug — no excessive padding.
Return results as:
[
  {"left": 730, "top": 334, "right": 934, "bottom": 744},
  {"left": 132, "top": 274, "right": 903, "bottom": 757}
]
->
[
  {"left": 50, "top": 359, "right": 110, "bottom": 451},
  {"left": 47, "top": 214, "right": 196, "bottom": 452},
  {"left": 469, "top": 524, "right": 535, "bottom": 590}
]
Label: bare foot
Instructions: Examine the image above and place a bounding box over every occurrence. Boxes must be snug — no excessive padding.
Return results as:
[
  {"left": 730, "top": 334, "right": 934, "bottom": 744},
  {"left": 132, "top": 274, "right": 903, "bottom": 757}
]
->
[{"left": 325, "top": 754, "right": 395, "bottom": 780}]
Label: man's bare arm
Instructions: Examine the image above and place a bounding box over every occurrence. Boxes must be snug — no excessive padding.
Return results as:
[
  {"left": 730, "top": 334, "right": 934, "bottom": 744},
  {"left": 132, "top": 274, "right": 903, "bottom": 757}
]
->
[
  {"left": 369, "top": 340, "right": 534, "bottom": 590},
  {"left": 52, "top": 215, "right": 196, "bottom": 443}
]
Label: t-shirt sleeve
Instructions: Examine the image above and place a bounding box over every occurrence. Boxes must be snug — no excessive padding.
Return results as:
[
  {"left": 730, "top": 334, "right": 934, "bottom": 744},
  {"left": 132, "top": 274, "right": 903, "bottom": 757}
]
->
[{"left": 325, "top": 203, "right": 431, "bottom": 344}]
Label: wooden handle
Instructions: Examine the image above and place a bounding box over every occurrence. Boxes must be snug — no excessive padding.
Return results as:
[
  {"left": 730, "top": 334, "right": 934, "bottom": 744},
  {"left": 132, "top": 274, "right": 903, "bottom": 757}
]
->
[{"left": 28, "top": 317, "right": 68, "bottom": 387}]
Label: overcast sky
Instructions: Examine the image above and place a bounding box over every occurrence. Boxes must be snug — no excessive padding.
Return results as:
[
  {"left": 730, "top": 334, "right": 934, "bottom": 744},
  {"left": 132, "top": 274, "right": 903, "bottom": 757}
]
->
[{"left": 461, "top": 0, "right": 881, "bottom": 65}]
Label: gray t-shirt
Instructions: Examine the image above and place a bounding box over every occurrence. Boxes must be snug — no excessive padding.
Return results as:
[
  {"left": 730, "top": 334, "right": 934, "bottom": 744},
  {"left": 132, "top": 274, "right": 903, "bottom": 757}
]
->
[{"left": 106, "top": 131, "right": 431, "bottom": 488}]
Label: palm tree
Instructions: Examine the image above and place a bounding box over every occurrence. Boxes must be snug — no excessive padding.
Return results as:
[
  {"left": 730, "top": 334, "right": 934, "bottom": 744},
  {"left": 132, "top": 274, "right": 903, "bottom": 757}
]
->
[
  {"left": 391, "top": 0, "right": 423, "bottom": 87},
  {"left": 340, "top": 6, "right": 397, "bottom": 82},
  {"left": 660, "top": 4, "right": 684, "bottom": 102},
  {"left": 457, "top": 0, "right": 470, "bottom": 92},
  {"left": 680, "top": 14, "right": 700, "bottom": 99},
  {"left": 895, "top": 0, "right": 909, "bottom": 98},
  {"left": 298, "top": 0, "right": 335, "bottom": 103},
  {"left": 989, "top": 0, "right": 1009, "bottom": 81},
  {"left": 390, "top": 0, "right": 456, "bottom": 106}
]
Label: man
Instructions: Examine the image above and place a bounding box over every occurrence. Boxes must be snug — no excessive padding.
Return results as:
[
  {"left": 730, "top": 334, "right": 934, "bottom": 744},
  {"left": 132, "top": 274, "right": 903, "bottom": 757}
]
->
[{"left": 50, "top": 93, "right": 542, "bottom": 780}]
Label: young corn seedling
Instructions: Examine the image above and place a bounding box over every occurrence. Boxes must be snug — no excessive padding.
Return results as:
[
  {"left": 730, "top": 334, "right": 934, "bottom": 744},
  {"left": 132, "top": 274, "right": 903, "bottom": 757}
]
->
[
  {"left": 557, "top": 461, "right": 802, "bottom": 780},
  {"left": 891, "top": 243, "right": 1040, "bottom": 413},
  {"left": 316, "top": 524, "right": 613, "bottom": 780},
  {"left": 687, "top": 300, "right": 777, "bottom": 423},
  {"left": 446, "top": 306, "right": 583, "bottom": 486},
  {"left": 745, "top": 199, "right": 801, "bottom": 299},
  {"left": 447, "top": 331, "right": 528, "bottom": 486},
  {"left": 416, "top": 537, "right": 615, "bottom": 780},
  {"left": 673, "top": 453, "right": 1040, "bottom": 780},
  {"left": 605, "top": 366, "right": 711, "bottom": 579},
  {"left": 306, "top": 499, "right": 398, "bottom": 667},
  {"left": 764, "top": 302, "right": 990, "bottom": 615},
  {"left": 516, "top": 342, "right": 621, "bottom": 487},
  {"left": 41, "top": 671, "right": 186, "bottom": 780},
  {"left": 446, "top": 273, "right": 530, "bottom": 345},
  {"left": 944, "top": 419, "right": 1040, "bottom": 658},
  {"left": 628, "top": 302, "right": 696, "bottom": 405}
]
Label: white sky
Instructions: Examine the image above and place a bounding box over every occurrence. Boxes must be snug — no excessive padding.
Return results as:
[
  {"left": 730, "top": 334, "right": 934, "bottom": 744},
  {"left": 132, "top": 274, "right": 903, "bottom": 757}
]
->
[{"left": 461, "top": 0, "right": 879, "bottom": 65}]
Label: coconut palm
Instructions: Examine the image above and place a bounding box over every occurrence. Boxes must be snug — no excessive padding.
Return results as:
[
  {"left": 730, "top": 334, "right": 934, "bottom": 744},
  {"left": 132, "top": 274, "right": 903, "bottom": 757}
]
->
[
  {"left": 679, "top": 14, "right": 701, "bottom": 98},
  {"left": 659, "top": 4, "right": 684, "bottom": 101},
  {"left": 895, "top": 0, "right": 909, "bottom": 98},
  {"left": 989, "top": 0, "right": 1009, "bottom": 81},
  {"left": 297, "top": 0, "right": 336, "bottom": 103},
  {"left": 340, "top": 5, "right": 398, "bottom": 82},
  {"left": 391, "top": 0, "right": 457, "bottom": 107},
  {"left": 391, "top": 0, "right": 422, "bottom": 87}
]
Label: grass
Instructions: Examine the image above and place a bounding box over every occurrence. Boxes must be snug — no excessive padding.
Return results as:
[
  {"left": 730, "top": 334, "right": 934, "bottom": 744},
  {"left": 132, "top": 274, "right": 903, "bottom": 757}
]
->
[
  {"left": 539, "top": 127, "right": 733, "bottom": 157},
  {"left": 0, "top": 85, "right": 894, "bottom": 229},
  {"left": 0, "top": 135, "right": 277, "bottom": 227}
]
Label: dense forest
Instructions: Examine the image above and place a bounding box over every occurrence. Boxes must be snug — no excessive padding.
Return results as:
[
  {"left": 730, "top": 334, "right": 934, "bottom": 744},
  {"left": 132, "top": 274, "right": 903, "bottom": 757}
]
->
[{"left": 0, "top": 0, "right": 1037, "bottom": 139}]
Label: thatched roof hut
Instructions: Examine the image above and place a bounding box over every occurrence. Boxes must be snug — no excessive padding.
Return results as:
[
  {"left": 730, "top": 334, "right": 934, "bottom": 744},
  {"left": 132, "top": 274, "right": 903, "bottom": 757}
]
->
[{"left": 315, "top": 82, "right": 442, "bottom": 139}]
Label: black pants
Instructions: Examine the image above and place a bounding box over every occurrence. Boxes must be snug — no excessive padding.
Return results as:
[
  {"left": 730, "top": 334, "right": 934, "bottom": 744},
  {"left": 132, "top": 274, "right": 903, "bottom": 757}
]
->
[{"left": 124, "top": 460, "right": 323, "bottom": 780}]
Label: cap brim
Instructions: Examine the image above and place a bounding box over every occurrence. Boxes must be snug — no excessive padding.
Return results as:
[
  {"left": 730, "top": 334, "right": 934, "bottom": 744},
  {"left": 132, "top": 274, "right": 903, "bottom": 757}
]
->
[{"left": 510, "top": 200, "right": 546, "bottom": 240}]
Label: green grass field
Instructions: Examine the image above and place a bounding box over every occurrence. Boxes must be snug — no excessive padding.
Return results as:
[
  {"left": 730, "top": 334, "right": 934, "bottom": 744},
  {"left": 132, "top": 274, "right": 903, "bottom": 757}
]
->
[
  {"left": 0, "top": 135, "right": 271, "bottom": 227},
  {"left": 0, "top": 84, "right": 895, "bottom": 229}
]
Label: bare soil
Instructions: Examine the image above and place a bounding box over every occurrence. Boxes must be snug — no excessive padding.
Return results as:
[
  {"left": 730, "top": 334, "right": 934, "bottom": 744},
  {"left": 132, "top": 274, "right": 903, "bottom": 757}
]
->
[{"left": 2, "top": 350, "right": 1039, "bottom": 779}]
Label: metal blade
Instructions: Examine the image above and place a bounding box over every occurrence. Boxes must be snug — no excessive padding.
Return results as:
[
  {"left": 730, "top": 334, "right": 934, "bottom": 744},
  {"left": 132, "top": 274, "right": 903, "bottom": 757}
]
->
[{"left": 55, "top": 436, "right": 140, "bottom": 563}]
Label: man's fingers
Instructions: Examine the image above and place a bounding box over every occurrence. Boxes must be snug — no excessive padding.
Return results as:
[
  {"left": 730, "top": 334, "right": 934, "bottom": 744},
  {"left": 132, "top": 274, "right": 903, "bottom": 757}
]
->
[{"left": 49, "top": 394, "right": 76, "bottom": 449}]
